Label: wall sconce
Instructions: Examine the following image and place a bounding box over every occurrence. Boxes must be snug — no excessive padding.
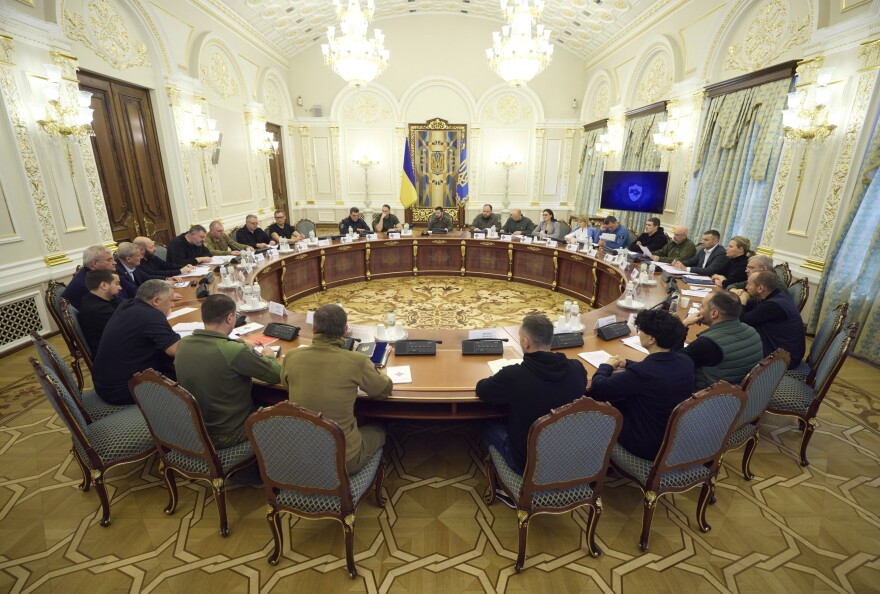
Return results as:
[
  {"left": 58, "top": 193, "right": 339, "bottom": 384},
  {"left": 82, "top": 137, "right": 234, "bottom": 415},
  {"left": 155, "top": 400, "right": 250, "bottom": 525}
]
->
[
  {"left": 594, "top": 132, "right": 617, "bottom": 158},
  {"left": 32, "top": 64, "right": 94, "bottom": 141},
  {"left": 653, "top": 107, "right": 688, "bottom": 152},
  {"left": 353, "top": 154, "right": 380, "bottom": 209},
  {"left": 184, "top": 104, "right": 221, "bottom": 151},
  {"left": 783, "top": 68, "right": 842, "bottom": 144},
  {"left": 495, "top": 152, "right": 522, "bottom": 210}
]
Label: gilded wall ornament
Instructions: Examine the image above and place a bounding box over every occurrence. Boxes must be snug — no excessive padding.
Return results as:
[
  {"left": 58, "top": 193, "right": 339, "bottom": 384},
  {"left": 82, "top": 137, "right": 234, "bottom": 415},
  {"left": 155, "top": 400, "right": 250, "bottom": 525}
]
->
[
  {"left": 199, "top": 51, "right": 240, "bottom": 98},
  {"left": 593, "top": 84, "right": 609, "bottom": 119},
  {"left": 0, "top": 36, "right": 15, "bottom": 64},
  {"left": 299, "top": 126, "right": 315, "bottom": 203},
  {"left": 795, "top": 57, "right": 823, "bottom": 87},
  {"left": 758, "top": 142, "right": 793, "bottom": 250},
  {"left": 264, "top": 81, "right": 281, "bottom": 119},
  {"left": 636, "top": 57, "right": 673, "bottom": 104},
  {"left": 343, "top": 92, "right": 390, "bottom": 123},
  {"left": 76, "top": 137, "right": 114, "bottom": 243},
  {"left": 486, "top": 94, "right": 532, "bottom": 124},
  {"left": 723, "top": 0, "right": 809, "bottom": 73},
  {"left": 63, "top": 0, "right": 151, "bottom": 71},
  {"left": 858, "top": 39, "right": 880, "bottom": 70},
  {"left": 165, "top": 86, "right": 197, "bottom": 222}
]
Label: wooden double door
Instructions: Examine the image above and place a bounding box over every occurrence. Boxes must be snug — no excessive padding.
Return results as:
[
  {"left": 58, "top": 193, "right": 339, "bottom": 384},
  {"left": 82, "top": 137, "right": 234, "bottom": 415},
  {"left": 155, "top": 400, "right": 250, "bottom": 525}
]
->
[
  {"left": 79, "top": 71, "right": 175, "bottom": 245},
  {"left": 266, "top": 122, "right": 289, "bottom": 220}
]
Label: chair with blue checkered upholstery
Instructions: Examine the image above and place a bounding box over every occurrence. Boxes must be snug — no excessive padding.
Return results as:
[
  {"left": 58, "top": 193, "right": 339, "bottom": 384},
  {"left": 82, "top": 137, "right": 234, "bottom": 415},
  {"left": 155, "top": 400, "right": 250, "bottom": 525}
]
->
[
  {"left": 61, "top": 300, "right": 94, "bottom": 372},
  {"left": 610, "top": 381, "right": 747, "bottom": 552},
  {"left": 30, "top": 358, "right": 155, "bottom": 526},
  {"left": 129, "top": 369, "right": 257, "bottom": 537},
  {"left": 30, "top": 332, "right": 129, "bottom": 424},
  {"left": 719, "top": 349, "right": 790, "bottom": 484},
  {"left": 766, "top": 321, "right": 858, "bottom": 467},
  {"left": 245, "top": 401, "right": 386, "bottom": 577},
  {"left": 788, "top": 277, "right": 810, "bottom": 313},
  {"left": 483, "top": 397, "right": 622, "bottom": 572},
  {"left": 786, "top": 302, "right": 848, "bottom": 384},
  {"left": 45, "top": 281, "right": 86, "bottom": 389},
  {"left": 774, "top": 261, "right": 793, "bottom": 287}
]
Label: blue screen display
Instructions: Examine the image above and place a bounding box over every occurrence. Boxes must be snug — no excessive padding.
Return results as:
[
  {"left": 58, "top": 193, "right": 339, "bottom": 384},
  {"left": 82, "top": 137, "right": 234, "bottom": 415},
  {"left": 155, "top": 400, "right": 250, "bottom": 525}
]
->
[{"left": 600, "top": 171, "right": 669, "bottom": 214}]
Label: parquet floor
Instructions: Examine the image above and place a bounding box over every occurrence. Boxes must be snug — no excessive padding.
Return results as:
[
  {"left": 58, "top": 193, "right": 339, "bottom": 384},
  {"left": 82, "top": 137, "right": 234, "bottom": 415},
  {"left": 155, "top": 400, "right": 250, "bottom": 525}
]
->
[{"left": 1, "top": 335, "right": 878, "bottom": 593}]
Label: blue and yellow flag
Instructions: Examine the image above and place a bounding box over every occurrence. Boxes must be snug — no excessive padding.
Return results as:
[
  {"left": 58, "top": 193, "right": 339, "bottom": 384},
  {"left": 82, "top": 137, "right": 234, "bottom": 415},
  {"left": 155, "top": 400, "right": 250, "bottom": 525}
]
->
[
  {"left": 456, "top": 139, "right": 469, "bottom": 205},
  {"left": 399, "top": 138, "right": 418, "bottom": 209}
]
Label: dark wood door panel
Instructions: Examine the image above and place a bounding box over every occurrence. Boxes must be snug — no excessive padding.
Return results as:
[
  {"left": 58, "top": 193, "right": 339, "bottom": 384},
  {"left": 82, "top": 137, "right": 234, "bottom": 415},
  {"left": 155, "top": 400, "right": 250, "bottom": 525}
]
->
[{"left": 267, "top": 123, "right": 288, "bottom": 219}]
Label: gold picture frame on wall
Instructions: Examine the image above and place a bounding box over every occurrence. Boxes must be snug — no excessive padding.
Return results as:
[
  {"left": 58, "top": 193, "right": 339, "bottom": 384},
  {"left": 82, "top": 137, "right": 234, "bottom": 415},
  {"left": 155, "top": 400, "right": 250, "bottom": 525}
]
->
[{"left": 406, "top": 118, "right": 467, "bottom": 226}]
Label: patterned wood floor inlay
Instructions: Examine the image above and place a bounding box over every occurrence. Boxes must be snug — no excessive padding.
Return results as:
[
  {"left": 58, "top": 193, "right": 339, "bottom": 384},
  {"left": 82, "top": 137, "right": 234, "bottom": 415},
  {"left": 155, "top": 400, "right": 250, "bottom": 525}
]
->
[
  {"left": 1, "top": 361, "right": 878, "bottom": 592},
  {"left": 287, "top": 277, "right": 588, "bottom": 330}
]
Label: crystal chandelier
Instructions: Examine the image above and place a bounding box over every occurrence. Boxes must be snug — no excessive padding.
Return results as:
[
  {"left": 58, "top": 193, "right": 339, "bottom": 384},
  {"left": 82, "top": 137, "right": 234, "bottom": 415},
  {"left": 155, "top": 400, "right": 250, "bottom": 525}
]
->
[
  {"left": 33, "top": 64, "right": 94, "bottom": 141},
  {"left": 486, "top": 0, "right": 554, "bottom": 87},
  {"left": 321, "top": 0, "right": 390, "bottom": 88},
  {"left": 782, "top": 68, "right": 841, "bottom": 144},
  {"left": 594, "top": 133, "right": 617, "bottom": 158}
]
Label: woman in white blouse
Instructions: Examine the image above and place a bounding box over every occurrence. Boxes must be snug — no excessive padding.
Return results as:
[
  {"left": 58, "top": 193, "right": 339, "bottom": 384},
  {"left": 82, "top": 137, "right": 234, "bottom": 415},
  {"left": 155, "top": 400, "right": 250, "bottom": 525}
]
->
[{"left": 565, "top": 215, "right": 601, "bottom": 244}]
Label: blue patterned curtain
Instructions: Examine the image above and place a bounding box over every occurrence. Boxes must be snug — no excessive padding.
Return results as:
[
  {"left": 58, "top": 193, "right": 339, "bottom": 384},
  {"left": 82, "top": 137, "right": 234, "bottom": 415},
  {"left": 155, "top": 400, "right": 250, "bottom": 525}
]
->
[
  {"left": 618, "top": 112, "right": 666, "bottom": 234},
  {"left": 574, "top": 127, "right": 606, "bottom": 216},
  {"left": 686, "top": 78, "right": 791, "bottom": 243},
  {"left": 808, "top": 101, "right": 880, "bottom": 364}
]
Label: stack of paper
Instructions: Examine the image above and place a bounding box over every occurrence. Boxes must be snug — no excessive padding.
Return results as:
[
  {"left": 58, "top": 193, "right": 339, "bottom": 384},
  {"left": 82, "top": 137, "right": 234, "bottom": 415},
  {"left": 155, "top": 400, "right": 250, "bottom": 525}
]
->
[
  {"left": 621, "top": 335, "right": 649, "bottom": 354},
  {"left": 657, "top": 263, "right": 687, "bottom": 275},
  {"left": 210, "top": 255, "right": 235, "bottom": 265},
  {"left": 682, "top": 288, "right": 712, "bottom": 298},
  {"left": 230, "top": 322, "right": 263, "bottom": 337},
  {"left": 167, "top": 307, "right": 197, "bottom": 320},
  {"left": 171, "top": 321, "right": 204, "bottom": 338},
  {"left": 578, "top": 350, "right": 612, "bottom": 368},
  {"left": 487, "top": 358, "right": 523, "bottom": 375},
  {"left": 179, "top": 266, "right": 213, "bottom": 278}
]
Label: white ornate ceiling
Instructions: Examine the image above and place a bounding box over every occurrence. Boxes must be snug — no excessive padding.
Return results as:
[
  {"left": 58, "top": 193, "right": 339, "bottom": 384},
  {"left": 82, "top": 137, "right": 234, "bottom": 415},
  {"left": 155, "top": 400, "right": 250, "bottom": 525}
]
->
[{"left": 220, "top": 0, "right": 657, "bottom": 59}]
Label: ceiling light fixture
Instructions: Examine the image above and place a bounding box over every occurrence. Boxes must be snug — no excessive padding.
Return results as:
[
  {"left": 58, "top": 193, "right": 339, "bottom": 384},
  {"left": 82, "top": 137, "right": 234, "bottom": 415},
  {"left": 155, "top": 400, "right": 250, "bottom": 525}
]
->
[
  {"left": 486, "top": 0, "right": 554, "bottom": 87},
  {"left": 321, "top": 0, "right": 390, "bottom": 88}
]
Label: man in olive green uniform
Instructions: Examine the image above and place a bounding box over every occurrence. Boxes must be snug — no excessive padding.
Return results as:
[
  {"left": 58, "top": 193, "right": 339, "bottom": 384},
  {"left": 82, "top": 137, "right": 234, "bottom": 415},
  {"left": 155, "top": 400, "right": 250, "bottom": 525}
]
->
[
  {"left": 176, "top": 294, "right": 280, "bottom": 448},
  {"left": 205, "top": 220, "right": 252, "bottom": 256},
  {"left": 650, "top": 226, "right": 697, "bottom": 263},
  {"left": 281, "top": 304, "right": 392, "bottom": 474},
  {"left": 501, "top": 209, "right": 535, "bottom": 235}
]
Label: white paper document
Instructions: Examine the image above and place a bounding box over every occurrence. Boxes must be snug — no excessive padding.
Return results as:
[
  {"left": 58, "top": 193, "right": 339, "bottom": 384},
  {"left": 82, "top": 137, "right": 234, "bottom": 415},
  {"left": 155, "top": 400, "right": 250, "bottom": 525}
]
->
[
  {"left": 167, "top": 307, "right": 197, "bottom": 320},
  {"left": 469, "top": 329, "right": 497, "bottom": 340},
  {"left": 210, "top": 255, "right": 234, "bottom": 265},
  {"left": 640, "top": 245, "right": 653, "bottom": 257},
  {"left": 386, "top": 366, "right": 412, "bottom": 384},
  {"left": 171, "top": 321, "right": 204, "bottom": 338},
  {"left": 172, "top": 281, "right": 190, "bottom": 289},
  {"left": 179, "top": 266, "right": 212, "bottom": 278},
  {"left": 487, "top": 358, "right": 523, "bottom": 375},
  {"left": 230, "top": 322, "right": 263, "bottom": 337},
  {"left": 578, "top": 350, "right": 612, "bottom": 368},
  {"left": 621, "top": 335, "right": 649, "bottom": 354},
  {"left": 657, "top": 263, "right": 687, "bottom": 275},
  {"left": 682, "top": 289, "right": 712, "bottom": 298}
]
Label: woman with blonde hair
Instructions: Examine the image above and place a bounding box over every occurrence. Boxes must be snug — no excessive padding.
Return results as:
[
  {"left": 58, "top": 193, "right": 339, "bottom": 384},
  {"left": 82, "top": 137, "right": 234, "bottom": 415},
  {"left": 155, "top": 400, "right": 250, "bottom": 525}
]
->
[
  {"left": 564, "top": 215, "right": 600, "bottom": 245},
  {"left": 712, "top": 235, "right": 752, "bottom": 288}
]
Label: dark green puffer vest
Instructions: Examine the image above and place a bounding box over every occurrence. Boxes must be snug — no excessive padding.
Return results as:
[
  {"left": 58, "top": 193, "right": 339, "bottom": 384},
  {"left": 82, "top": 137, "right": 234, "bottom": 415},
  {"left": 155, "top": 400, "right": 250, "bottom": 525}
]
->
[{"left": 694, "top": 319, "right": 763, "bottom": 390}]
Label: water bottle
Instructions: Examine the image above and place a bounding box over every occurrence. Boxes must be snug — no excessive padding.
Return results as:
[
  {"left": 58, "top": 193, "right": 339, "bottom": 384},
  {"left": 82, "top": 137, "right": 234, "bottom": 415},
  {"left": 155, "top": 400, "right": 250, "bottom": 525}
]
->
[
  {"left": 309, "top": 229, "right": 316, "bottom": 242},
  {"left": 404, "top": 223, "right": 410, "bottom": 231},
  {"left": 563, "top": 298, "right": 572, "bottom": 324},
  {"left": 385, "top": 309, "right": 395, "bottom": 332},
  {"left": 648, "top": 261, "right": 656, "bottom": 276},
  {"left": 252, "top": 282, "right": 262, "bottom": 305},
  {"left": 625, "top": 281, "right": 635, "bottom": 305},
  {"left": 669, "top": 293, "right": 679, "bottom": 314},
  {"left": 348, "top": 225, "right": 353, "bottom": 238},
  {"left": 243, "top": 283, "right": 253, "bottom": 306},
  {"left": 570, "top": 301, "right": 580, "bottom": 327}
]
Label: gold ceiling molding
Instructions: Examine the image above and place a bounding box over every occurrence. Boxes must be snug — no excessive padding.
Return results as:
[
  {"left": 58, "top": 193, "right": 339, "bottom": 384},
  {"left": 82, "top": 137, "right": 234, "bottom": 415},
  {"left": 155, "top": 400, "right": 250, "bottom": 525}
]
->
[
  {"left": 199, "top": 50, "right": 240, "bottom": 98},
  {"left": 63, "top": 0, "right": 152, "bottom": 71},
  {"left": 722, "top": 0, "right": 810, "bottom": 73},
  {"left": 636, "top": 56, "right": 674, "bottom": 104}
]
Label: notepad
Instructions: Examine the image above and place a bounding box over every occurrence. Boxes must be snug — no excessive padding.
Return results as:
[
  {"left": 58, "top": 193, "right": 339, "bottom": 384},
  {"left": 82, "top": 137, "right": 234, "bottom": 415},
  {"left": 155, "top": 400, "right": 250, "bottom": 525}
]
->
[
  {"left": 621, "top": 335, "right": 649, "bottom": 354},
  {"left": 487, "top": 358, "right": 523, "bottom": 375},
  {"left": 230, "top": 322, "right": 263, "bottom": 337},
  {"left": 578, "top": 350, "right": 612, "bottom": 368},
  {"left": 167, "top": 307, "right": 197, "bottom": 320},
  {"left": 386, "top": 366, "right": 412, "bottom": 384}
]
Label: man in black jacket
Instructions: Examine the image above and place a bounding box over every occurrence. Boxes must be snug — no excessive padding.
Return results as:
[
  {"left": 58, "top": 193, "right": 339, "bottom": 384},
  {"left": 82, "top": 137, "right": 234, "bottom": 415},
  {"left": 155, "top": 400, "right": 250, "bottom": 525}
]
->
[
  {"left": 78, "top": 269, "right": 122, "bottom": 356},
  {"left": 475, "top": 315, "right": 587, "bottom": 473},
  {"left": 339, "top": 207, "right": 371, "bottom": 234},
  {"left": 236, "top": 214, "right": 276, "bottom": 249},
  {"left": 628, "top": 217, "right": 668, "bottom": 253},
  {"left": 167, "top": 225, "right": 213, "bottom": 267},
  {"left": 134, "top": 236, "right": 194, "bottom": 277},
  {"left": 733, "top": 270, "right": 805, "bottom": 368}
]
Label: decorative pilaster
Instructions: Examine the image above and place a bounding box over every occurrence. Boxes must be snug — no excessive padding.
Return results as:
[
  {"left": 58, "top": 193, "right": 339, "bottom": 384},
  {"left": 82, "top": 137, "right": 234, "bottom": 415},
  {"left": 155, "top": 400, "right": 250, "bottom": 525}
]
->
[
  {"left": 166, "top": 86, "right": 198, "bottom": 223},
  {"left": 673, "top": 91, "right": 705, "bottom": 218},
  {"left": 469, "top": 126, "right": 481, "bottom": 205},
  {"left": 531, "top": 128, "right": 545, "bottom": 206},
  {"left": 299, "top": 126, "right": 315, "bottom": 204},
  {"left": 77, "top": 136, "right": 113, "bottom": 243},
  {"left": 0, "top": 37, "right": 69, "bottom": 265},
  {"left": 559, "top": 128, "right": 576, "bottom": 207},
  {"left": 330, "top": 125, "right": 343, "bottom": 205}
]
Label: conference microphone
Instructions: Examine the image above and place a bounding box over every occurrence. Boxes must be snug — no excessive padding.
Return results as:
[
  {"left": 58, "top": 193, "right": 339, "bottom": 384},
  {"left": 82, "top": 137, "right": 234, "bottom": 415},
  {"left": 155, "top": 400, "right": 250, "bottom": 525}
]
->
[{"left": 467, "top": 337, "right": 509, "bottom": 342}]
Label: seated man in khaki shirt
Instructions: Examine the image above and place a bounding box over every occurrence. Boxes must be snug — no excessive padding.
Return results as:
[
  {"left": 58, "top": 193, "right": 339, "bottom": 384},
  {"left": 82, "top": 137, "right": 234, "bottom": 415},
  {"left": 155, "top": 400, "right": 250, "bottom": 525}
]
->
[{"left": 281, "top": 304, "right": 392, "bottom": 474}]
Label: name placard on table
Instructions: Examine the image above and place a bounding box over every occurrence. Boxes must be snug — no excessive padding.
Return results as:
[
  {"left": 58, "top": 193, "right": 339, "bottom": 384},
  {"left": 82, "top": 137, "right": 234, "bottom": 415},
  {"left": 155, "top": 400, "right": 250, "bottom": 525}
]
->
[
  {"left": 388, "top": 232, "right": 401, "bottom": 239},
  {"left": 472, "top": 232, "right": 486, "bottom": 239}
]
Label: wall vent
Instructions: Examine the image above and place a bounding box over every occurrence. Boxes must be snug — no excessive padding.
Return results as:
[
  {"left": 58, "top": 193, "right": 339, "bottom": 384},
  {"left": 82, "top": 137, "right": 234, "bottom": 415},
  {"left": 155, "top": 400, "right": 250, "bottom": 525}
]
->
[{"left": 0, "top": 295, "right": 44, "bottom": 347}]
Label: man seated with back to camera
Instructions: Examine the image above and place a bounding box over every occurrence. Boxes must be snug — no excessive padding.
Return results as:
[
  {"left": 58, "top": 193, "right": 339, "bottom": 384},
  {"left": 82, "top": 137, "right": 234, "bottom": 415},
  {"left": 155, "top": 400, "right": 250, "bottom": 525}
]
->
[
  {"left": 268, "top": 210, "right": 304, "bottom": 243},
  {"left": 339, "top": 206, "right": 371, "bottom": 235},
  {"left": 236, "top": 214, "right": 276, "bottom": 249},
  {"left": 681, "top": 290, "right": 763, "bottom": 390},
  {"left": 589, "top": 309, "right": 694, "bottom": 461},
  {"left": 628, "top": 217, "right": 669, "bottom": 253},
  {"left": 167, "top": 225, "right": 213, "bottom": 267},
  {"left": 78, "top": 269, "right": 122, "bottom": 356},
  {"left": 732, "top": 270, "right": 805, "bottom": 369},
  {"left": 373, "top": 204, "right": 404, "bottom": 232},
  {"left": 281, "top": 304, "right": 392, "bottom": 475},
  {"left": 176, "top": 294, "right": 281, "bottom": 449},
  {"left": 426, "top": 206, "right": 454, "bottom": 233},
  {"left": 475, "top": 314, "right": 587, "bottom": 474},
  {"left": 133, "top": 236, "right": 194, "bottom": 277}
]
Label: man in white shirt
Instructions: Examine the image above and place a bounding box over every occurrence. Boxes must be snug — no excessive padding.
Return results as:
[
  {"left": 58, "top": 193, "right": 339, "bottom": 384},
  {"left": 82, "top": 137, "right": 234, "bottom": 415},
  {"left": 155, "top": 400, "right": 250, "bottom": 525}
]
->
[{"left": 672, "top": 229, "right": 729, "bottom": 276}]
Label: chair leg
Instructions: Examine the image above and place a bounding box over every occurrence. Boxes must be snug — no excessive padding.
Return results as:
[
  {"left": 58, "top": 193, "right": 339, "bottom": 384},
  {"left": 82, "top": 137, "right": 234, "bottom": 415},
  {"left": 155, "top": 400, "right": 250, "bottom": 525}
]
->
[
  {"left": 374, "top": 460, "right": 386, "bottom": 507},
  {"left": 741, "top": 433, "right": 759, "bottom": 480},
  {"left": 93, "top": 470, "right": 111, "bottom": 527},
  {"left": 72, "top": 447, "right": 91, "bottom": 492},
  {"left": 267, "top": 507, "right": 283, "bottom": 565},
  {"left": 584, "top": 499, "right": 603, "bottom": 558},
  {"left": 515, "top": 510, "right": 531, "bottom": 572},
  {"left": 159, "top": 462, "right": 179, "bottom": 515},
  {"left": 211, "top": 478, "right": 229, "bottom": 537},
  {"left": 343, "top": 514, "right": 358, "bottom": 578},
  {"left": 638, "top": 491, "right": 658, "bottom": 552},
  {"left": 697, "top": 478, "right": 716, "bottom": 533},
  {"left": 483, "top": 454, "right": 497, "bottom": 505},
  {"left": 799, "top": 418, "right": 817, "bottom": 467}
]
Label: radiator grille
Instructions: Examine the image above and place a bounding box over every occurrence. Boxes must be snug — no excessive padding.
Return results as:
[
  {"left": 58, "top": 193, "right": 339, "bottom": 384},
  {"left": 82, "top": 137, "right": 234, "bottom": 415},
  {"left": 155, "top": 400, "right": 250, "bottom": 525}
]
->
[{"left": 0, "top": 295, "right": 44, "bottom": 346}]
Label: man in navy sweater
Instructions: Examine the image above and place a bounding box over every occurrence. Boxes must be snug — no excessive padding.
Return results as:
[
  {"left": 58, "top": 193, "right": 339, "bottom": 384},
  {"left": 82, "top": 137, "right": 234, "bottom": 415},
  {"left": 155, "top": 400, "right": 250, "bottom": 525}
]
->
[
  {"left": 589, "top": 309, "right": 694, "bottom": 461},
  {"left": 475, "top": 315, "right": 587, "bottom": 473}
]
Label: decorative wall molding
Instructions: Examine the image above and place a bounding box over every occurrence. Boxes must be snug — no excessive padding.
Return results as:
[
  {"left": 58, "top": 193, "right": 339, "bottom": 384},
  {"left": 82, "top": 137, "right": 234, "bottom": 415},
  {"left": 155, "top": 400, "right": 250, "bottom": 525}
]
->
[
  {"left": 0, "top": 35, "right": 14, "bottom": 63},
  {"left": 722, "top": 0, "right": 810, "bottom": 73},
  {"left": 199, "top": 49, "right": 239, "bottom": 98},
  {"left": 76, "top": 136, "right": 113, "bottom": 243},
  {"left": 531, "top": 128, "right": 545, "bottom": 206},
  {"left": 592, "top": 83, "right": 610, "bottom": 120},
  {"left": 165, "top": 86, "right": 198, "bottom": 223},
  {"left": 342, "top": 91, "right": 391, "bottom": 124},
  {"left": 485, "top": 93, "right": 532, "bottom": 124},
  {"left": 636, "top": 56, "right": 674, "bottom": 104},
  {"left": 62, "top": 0, "right": 152, "bottom": 70},
  {"left": 329, "top": 125, "right": 342, "bottom": 205},
  {"left": 759, "top": 139, "right": 794, "bottom": 251},
  {"left": 298, "top": 126, "right": 315, "bottom": 204},
  {"left": 559, "top": 128, "right": 576, "bottom": 206}
]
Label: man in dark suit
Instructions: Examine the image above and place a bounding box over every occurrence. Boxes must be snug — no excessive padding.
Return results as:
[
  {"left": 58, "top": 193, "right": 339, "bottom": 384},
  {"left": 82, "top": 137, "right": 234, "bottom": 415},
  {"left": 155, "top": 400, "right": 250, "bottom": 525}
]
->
[
  {"left": 62, "top": 245, "right": 130, "bottom": 309},
  {"left": 672, "top": 229, "right": 729, "bottom": 276},
  {"left": 78, "top": 269, "right": 122, "bottom": 356},
  {"left": 133, "top": 236, "right": 193, "bottom": 278},
  {"left": 115, "top": 242, "right": 173, "bottom": 295},
  {"left": 589, "top": 309, "right": 694, "bottom": 461}
]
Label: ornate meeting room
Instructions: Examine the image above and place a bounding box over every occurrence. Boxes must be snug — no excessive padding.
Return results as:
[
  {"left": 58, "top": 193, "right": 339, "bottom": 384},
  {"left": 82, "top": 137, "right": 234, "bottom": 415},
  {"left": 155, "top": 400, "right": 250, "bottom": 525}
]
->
[{"left": 1, "top": 0, "right": 880, "bottom": 591}]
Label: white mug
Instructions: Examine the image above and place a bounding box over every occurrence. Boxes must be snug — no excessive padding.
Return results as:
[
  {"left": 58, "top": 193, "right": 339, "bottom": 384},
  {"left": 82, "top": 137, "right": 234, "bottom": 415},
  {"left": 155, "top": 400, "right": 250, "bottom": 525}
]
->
[{"left": 680, "top": 296, "right": 691, "bottom": 308}]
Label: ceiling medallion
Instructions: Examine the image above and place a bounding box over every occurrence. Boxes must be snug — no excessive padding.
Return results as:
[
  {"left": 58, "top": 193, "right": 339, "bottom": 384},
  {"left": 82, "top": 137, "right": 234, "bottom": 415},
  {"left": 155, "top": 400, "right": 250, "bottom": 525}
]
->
[
  {"left": 321, "top": 0, "right": 390, "bottom": 87},
  {"left": 486, "top": 0, "right": 555, "bottom": 87}
]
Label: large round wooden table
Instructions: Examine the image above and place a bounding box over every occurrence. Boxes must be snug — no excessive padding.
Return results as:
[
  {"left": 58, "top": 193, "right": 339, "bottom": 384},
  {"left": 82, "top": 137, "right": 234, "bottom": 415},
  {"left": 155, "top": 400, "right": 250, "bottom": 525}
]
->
[{"left": 170, "top": 232, "right": 702, "bottom": 420}]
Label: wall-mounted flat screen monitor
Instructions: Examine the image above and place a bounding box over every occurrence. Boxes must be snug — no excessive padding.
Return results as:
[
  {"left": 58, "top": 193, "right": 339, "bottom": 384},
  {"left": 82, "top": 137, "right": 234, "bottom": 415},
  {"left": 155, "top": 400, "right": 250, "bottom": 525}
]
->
[{"left": 600, "top": 171, "right": 669, "bottom": 214}]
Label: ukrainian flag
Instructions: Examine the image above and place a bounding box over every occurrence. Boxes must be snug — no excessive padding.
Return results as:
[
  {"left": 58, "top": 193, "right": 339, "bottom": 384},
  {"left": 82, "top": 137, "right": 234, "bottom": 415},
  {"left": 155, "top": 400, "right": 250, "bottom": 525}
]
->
[
  {"left": 399, "top": 138, "right": 418, "bottom": 209},
  {"left": 457, "top": 139, "right": 469, "bottom": 205}
]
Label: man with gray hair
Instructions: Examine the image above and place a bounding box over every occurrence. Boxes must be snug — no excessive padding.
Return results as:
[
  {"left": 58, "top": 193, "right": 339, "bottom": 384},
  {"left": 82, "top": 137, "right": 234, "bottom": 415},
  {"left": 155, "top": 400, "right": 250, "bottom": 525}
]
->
[
  {"left": 281, "top": 304, "right": 392, "bottom": 475},
  {"left": 93, "top": 279, "right": 181, "bottom": 405},
  {"left": 62, "top": 244, "right": 130, "bottom": 309},
  {"left": 115, "top": 241, "right": 172, "bottom": 295},
  {"left": 235, "top": 214, "right": 275, "bottom": 249},
  {"left": 726, "top": 254, "right": 773, "bottom": 291},
  {"left": 475, "top": 314, "right": 587, "bottom": 473},
  {"left": 167, "top": 224, "right": 213, "bottom": 267}
]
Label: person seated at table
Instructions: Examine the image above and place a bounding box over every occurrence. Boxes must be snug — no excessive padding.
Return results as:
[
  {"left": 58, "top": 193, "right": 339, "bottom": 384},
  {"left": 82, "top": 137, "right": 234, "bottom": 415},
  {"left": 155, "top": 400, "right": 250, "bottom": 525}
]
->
[
  {"left": 62, "top": 245, "right": 130, "bottom": 309},
  {"left": 426, "top": 206, "right": 455, "bottom": 232},
  {"left": 650, "top": 226, "right": 696, "bottom": 264},
  {"left": 115, "top": 241, "right": 171, "bottom": 296},
  {"left": 589, "top": 309, "right": 693, "bottom": 461},
  {"left": 682, "top": 290, "right": 763, "bottom": 390},
  {"left": 628, "top": 217, "right": 669, "bottom": 253},
  {"left": 712, "top": 236, "right": 751, "bottom": 288},
  {"left": 339, "top": 206, "right": 371, "bottom": 235},
  {"left": 564, "top": 215, "right": 601, "bottom": 245},
  {"left": 134, "top": 236, "right": 194, "bottom": 277},
  {"left": 176, "top": 294, "right": 281, "bottom": 449},
  {"left": 596, "top": 215, "right": 630, "bottom": 250},
  {"left": 268, "top": 210, "right": 304, "bottom": 243},
  {"left": 470, "top": 204, "right": 501, "bottom": 233},
  {"left": 475, "top": 314, "right": 587, "bottom": 474},
  {"left": 236, "top": 214, "right": 276, "bottom": 249},
  {"left": 725, "top": 254, "right": 774, "bottom": 291},
  {"left": 78, "top": 269, "right": 122, "bottom": 356},
  {"left": 532, "top": 209, "right": 562, "bottom": 240},
  {"left": 732, "top": 270, "right": 805, "bottom": 369},
  {"left": 671, "top": 229, "right": 728, "bottom": 275},
  {"left": 373, "top": 204, "right": 403, "bottom": 232},
  {"left": 501, "top": 209, "right": 535, "bottom": 236},
  {"left": 205, "top": 221, "right": 251, "bottom": 256},
  {"left": 281, "top": 304, "right": 392, "bottom": 475},
  {"left": 167, "top": 225, "right": 213, "bottom": 267}
]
